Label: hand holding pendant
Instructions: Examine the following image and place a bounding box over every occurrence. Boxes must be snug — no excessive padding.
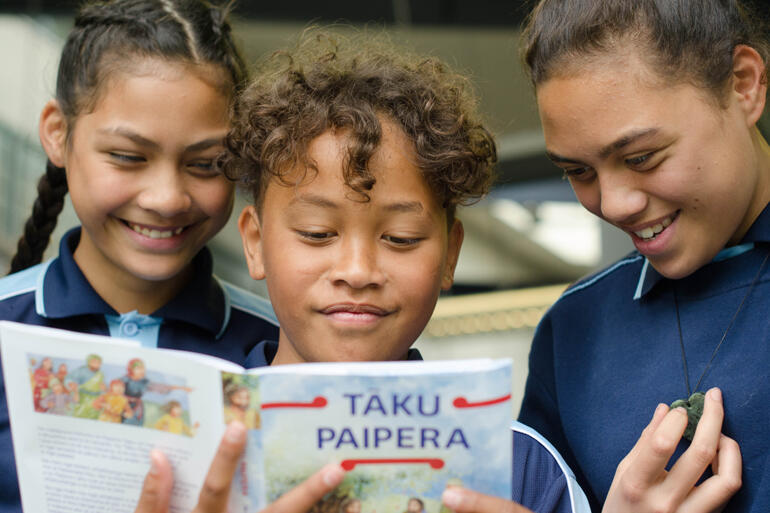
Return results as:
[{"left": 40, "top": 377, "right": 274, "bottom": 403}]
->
[{"left": 602, "top": 388, "right": 742, "bottom": 513}]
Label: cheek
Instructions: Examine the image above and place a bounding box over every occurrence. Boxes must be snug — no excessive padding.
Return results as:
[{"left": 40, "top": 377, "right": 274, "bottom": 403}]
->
[
  {"left": 196, "top": 179, "right": 234, "bottom": 219},
  {"left": 572, "top": 184, "right": 602, "bottom": 219}
]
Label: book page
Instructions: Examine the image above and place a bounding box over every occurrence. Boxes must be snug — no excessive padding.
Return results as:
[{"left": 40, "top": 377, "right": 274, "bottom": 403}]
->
[
  {"left": 254, "top": 360, "right": 512, "bottom": 513},
  {"left": 0, "top": 321, "right": 240, "bottom": 513}
]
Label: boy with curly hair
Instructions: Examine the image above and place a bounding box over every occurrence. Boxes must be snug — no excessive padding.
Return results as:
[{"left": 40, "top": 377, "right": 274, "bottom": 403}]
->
[{"left": 135, "top": 32, "right": 590, "bottom": 513}]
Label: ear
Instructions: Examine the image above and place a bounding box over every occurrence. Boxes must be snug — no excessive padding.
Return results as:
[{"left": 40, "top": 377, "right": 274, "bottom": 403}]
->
[
  {"left": 731, "top": 45, "right": 767, "bottom": 126},
  {"left": 38, "top": 100, "right": 68, "bottom": 167},
  {"left": 441, "top": 219, "right": 464, "bottom": 291},
  {"left": 238, "top": 205, "right": 266, "bottom": 280}
]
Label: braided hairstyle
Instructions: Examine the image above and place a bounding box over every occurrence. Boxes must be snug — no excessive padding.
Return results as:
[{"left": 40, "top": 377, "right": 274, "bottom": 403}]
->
[{"left": 8, "top": 0, "right": 247, "bottom": 275}]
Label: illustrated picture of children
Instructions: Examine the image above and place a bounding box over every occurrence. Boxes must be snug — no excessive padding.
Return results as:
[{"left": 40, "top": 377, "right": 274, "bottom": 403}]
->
[
  {"left": 222, "top": 375, "right": 260, "bottom": 430},
  {"left": 39, "top": 378, "right": 79, "bottom": 416},
  {"left": 121, "top": 358, "right": 192, "bottom": 427},
  {"left": 93, "top": 379, "right": 134, "bottom": 423},
  {"left": 31, "top": 357, "right": 54, "bottom": 412},
  {"left": 65, "top": 354, "right": 106, "bottom": 419},
  {"left": 154, "top": 400, "right": 199, "bottom": 437}
]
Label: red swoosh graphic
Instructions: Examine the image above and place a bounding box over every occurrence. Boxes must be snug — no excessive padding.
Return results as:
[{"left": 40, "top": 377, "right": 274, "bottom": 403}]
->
[
  {"left": 261, "top": 396, "right": 328, "bottom": 409},
  {"left": 452, "top": 394, "right": 511, "bottom": 408},
  {"left": 340, "top": 458, "right": 445, "bottom": 471}
]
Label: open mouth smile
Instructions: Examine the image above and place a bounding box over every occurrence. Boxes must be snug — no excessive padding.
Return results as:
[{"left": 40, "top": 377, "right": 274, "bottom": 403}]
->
[
  {"left": 632, "top": 212, "right": 678, "bottom": 241},
  {"left": 124, "top": 221, "right": 186, "bottom": 239}
]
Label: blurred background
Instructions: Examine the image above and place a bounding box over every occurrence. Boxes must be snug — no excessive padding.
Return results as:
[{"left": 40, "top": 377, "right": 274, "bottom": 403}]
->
[{"left": 1, "top": 1, "right": 768, "bottom": 414}]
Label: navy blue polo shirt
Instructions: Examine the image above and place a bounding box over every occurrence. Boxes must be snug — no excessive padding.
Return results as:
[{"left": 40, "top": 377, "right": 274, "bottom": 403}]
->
[
  {"left": 0, "top": 227, "right": 278, "bottom": 512},
  {"left": 248, "top": 341, "right": 590, "bottom": 513},
  {"left": 519, "top": 203, "right": 770, "bottom": 513}
]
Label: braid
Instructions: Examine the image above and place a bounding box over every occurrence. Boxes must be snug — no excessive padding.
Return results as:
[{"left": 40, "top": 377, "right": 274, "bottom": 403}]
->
[{"left": 8, "top": 161, "right": 68, "bottom": 275}]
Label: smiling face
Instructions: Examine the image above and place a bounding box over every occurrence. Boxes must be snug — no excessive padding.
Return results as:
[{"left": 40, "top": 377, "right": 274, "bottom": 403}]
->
[
  {"left": 239, "top": 119, "right": 463, "bottom": 364},
  {"left": 41, "top": 59, "right": 234, "bottom": 312},
  {"left": 537, "top": 50, "right": 770, "bottom": 279}
]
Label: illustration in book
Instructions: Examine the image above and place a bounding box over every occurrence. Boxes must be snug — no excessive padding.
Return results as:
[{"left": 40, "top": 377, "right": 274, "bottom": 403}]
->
[{"left": 27, "top": 351, "right": 196, "bottom": 436}]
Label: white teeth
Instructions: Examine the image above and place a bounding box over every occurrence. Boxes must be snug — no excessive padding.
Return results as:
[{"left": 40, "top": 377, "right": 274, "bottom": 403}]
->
[
  {"left": 129, "top": 223, "right": 183, "bottom": 239},
  {"left": 634, "top": 216, "right": 675, "bottom": 240}
]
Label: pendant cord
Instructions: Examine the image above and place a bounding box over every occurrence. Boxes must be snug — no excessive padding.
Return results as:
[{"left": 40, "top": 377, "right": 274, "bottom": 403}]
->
[
  {"left": 674, "top": 249, "right": 770, "bottom": 396},
  {"left": 673, "top": 290, "right": 691, "bottom": 396}
]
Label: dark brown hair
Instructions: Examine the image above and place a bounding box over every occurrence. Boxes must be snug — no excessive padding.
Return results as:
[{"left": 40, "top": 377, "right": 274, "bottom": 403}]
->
[
  {"left": 221, "top": 30, "right": 496, "bottom": 222},
  {"left": 8, "top": 0, "right": 247, "bottom": 275},
  {"left": 521, "top": 0, "right": 769, "bottom": 99}
]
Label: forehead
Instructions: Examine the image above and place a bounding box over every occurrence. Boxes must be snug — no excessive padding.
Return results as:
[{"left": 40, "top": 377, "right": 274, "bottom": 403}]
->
[
  {"left": 536, "top": 55, "right": 720, "bottom": 155},
  {"left": 264, "top": 121, "right": 445, "bottom": 217}
]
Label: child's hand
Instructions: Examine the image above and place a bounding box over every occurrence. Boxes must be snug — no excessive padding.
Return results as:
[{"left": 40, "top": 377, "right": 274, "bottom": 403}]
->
[
  {"left": 441, "top": 487, "right": 534, "bottom": 513},
  {"left": 602, "top": 388, "right": 742, "bottom": 513},
  {"left": 133, "top": 421, "right": 345, "bottom": 513}
]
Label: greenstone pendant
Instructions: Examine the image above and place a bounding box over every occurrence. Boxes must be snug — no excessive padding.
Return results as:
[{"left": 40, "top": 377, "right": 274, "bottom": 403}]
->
[{"left": 670, "top": 392, "right": 705, "bottom": 442}]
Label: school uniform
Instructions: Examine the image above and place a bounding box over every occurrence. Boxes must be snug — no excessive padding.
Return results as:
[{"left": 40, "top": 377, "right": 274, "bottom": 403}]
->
[
  {"left": 519, "top": 203, "right": 770, "bottom": 513},
  {"left": 247, "top": 340, "right": 591, "bottom": 513},
  {"left": 0, "top": 227, "right": 279, "bottom": 512}
]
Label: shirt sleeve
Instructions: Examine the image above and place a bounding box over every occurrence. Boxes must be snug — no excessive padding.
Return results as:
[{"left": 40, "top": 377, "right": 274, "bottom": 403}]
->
[{"left": 511, "top": 422, "right": 591, "bottom": 513}]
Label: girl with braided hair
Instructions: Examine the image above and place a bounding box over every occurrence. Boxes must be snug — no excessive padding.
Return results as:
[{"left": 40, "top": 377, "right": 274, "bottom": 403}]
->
[{"left": 0, "top": 1, "right": 279, "bottom": 510}]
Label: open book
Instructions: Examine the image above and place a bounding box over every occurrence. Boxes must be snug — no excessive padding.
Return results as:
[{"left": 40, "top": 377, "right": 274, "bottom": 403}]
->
[{"left": 0, "top": 321, "right": 513, "bottom": 513}]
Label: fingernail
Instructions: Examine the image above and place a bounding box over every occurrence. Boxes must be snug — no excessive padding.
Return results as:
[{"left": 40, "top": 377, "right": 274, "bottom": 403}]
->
[
  {"left": 655, "top": 403, "right": 668, "bottom": 416},
  {"left": 708, "top": 387, "right": 722, "bottom": 402},
  {"left": 225, "top": 421, "right": 246, "bottom": 442},
  {"left": 442, "top": 487, "right": 464, "bottom": 509},
  {"left": 673, "top": 406, "right": 687, "bottom": 416},
  {"left": 322, "top": 464, "right": 345, "bottom": 487},
  {"left": 149, "top": 450, "right": 162, "bottom": 476}
]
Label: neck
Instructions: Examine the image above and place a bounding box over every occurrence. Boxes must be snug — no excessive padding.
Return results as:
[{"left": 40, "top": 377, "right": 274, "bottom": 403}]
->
[{"left": 73, "top": 234, "right": 191, "bottom": 314}]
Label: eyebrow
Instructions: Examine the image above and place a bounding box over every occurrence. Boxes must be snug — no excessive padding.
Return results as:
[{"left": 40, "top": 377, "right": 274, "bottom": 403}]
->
[
  {"left": 546, "top": 127, "right": 662, "bottom": 165},
  {"left": 97, "top": 127, "right": 225, "bottom": 153},
  {"left": 289, "top": 195, "right": 424, "bottom": 213}
]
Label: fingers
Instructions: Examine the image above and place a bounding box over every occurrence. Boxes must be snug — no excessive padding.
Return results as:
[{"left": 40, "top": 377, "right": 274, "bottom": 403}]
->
[
  {"left": 665, "top": 388, "right": 724, "bottom": 496},
  {"left": 617, "top": 403, "right": 670, "bottom": 473},
  {"left": 194, "top": 421, "right": 248, "bottom": 513},
  {"left": 678, "top": 435, "right": 742, "bottom": 513},
  {"left": 620, "top": 404, "right": 689, "bottom": 489},
  {"left": 134, "top": 450, "right": 173, "bottom": 513},
  {"left": 262, "top": 463, "right": 346, "bottom": 513},
  {"left": 441, "top": 486, "right": 533, "bottom": 513}
]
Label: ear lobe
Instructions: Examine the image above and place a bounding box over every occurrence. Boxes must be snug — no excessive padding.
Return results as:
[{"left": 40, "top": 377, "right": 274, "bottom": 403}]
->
[
  {"left": 441, "top": 219, "right": 465, "bottom": 291},
  {"left": 731, "top": 45, "right": 767, "bottom": 126},
  {"left": 238, "top": 205, "right": 266, "bottom": 280},
  {"left": 39, "top": 100, "right": 68, "bottom": 168}
]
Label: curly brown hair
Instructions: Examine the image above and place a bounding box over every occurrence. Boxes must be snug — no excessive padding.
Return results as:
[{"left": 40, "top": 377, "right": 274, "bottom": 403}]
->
[{"left": 220, "top": 29, "right": 496, "bottom": 222}]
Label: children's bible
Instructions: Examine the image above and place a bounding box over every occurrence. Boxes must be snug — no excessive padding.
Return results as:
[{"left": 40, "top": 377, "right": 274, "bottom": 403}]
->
[{"left": 0, "top": 321, "right": 513, "bottom": 513}]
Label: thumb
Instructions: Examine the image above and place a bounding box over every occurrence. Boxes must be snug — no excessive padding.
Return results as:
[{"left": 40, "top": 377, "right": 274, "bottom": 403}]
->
[{"left": 134, "top": 450, "right": 173, "bottom": 513}]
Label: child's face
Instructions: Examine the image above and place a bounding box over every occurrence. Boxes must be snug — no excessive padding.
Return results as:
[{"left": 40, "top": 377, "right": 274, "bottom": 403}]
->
[
  {"left": 537, "top": 50, "right": 768, "bottom": 279},
  {"left": 170, "top": 405, "right": 182, "bottom": 417},
  {"left": 51, "top": 382, "right": 64, "bottom": 394},
  {"left": 41, "top": 59, "right": 234, "bottom": 294},
  {"left": 42, "top": 358, "right": 52, "bottom": 370},
  {"left": 239, "top": 118, "right": 463, "bottom": 364},
  {"left": 130, "top": 364, "right": 146, "bottom": 379},
  {"left": 88, "top": 358, "right": 101, "bottom": 371},
  {"left": 231, "top": 388, "right": 250, "bottom": 408},
  {"left": 111, "top": 381, "right": 125, "bottom": 394}
]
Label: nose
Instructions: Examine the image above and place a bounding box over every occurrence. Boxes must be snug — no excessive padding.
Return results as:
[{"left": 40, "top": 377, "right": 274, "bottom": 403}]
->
[
  {"left": 328, "top": 238, "right": 385, "bottom": 289},
  {"left": 598, "top": 172, "right": 647, "bottom": 225},
  {"left": 136, "top": 164, "right": 192, "bottom": 217}
]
